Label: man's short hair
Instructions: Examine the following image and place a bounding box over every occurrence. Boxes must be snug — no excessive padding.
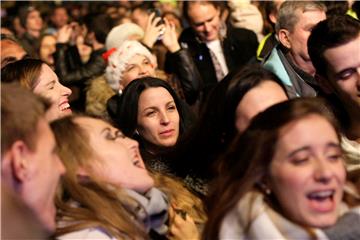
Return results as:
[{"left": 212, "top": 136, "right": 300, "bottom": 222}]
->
[
  {"left": 308, "top": 15, "right": 360, "bottom": 77},
  {"left": 1, "top": 83, "right": 50, "bottom": 154},
  {"left": 276, "top": 1, "right": 326, "bottom": 33}
]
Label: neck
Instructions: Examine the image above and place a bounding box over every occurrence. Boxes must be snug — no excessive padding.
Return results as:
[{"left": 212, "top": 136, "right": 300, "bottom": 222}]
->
[
  {"left": 287, "top": 52, "right": 316, "bottom": 76},
  {"left": 27, "top": 29, "right": 40, "bottom": 38}
]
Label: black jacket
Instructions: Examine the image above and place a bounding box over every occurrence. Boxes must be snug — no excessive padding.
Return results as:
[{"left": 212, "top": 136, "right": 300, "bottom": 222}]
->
[
  {"left": 165, "top": 26, "right": 258, "bottom": 105},
  {"left": 54, "top": 43, "right": 106, "bottom": 85}
]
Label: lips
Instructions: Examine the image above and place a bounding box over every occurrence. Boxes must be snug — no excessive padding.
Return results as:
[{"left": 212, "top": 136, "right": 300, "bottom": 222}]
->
[
  {"left": 59, "top": 101, "right": 71, "bottom": 112},
  {"left": 306, "top": 189, "right": 336, "bottom": 212},
  {"left": 159, "top": 129, "right": 174, "bottom": 137}
]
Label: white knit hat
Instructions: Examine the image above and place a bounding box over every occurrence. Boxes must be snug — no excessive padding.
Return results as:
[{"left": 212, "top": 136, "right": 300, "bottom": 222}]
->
[
  {"left": 105, "top": 23, "right": 144, "bottom": 50},
  {"left": 105, "top": 40, "right": 155, "bottom": 91}
]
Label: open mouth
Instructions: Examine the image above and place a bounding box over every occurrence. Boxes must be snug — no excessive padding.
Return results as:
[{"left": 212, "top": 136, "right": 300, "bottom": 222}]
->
[
  {"left": 59, "top": 102, "right": 71, "bottom": 112},
  {"left": 307, "top": 190, "right": 335, "bottom": 212}
]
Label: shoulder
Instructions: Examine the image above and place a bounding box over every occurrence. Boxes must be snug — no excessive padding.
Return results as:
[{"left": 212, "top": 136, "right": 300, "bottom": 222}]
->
[
  {"left": 57, "top": 227, "right": 115, "bottom": 240},
  {"left": 228, "top": 27, "right": 258, "bottom": 41},
  {"left": 179, "top": 27, "right": 197, "bottom": 44}
]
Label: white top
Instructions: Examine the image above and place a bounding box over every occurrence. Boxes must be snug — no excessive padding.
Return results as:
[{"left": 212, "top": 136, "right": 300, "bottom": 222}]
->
[{"left": 206, "top": 39, "right": 229, "bottom": 77}]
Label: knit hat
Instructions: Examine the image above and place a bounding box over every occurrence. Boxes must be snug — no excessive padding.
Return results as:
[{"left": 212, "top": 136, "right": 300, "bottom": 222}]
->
[
  {"left": 105, "top": 40, "right": 155, "bottom": 91},
  {"left": 18, "top": 6, "right": 37, "bottom": 28},
  {"left": 105, "top": 23, "right": 144, "bottom": 50}
]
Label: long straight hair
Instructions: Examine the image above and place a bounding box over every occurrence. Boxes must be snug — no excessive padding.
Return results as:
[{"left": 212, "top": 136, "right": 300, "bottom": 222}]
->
[
  {"left": 203, "top": 98, "right": 341, "bottom": 239},
  {"left": 51, "top": 116, "right": 147, "bottom": 239}
]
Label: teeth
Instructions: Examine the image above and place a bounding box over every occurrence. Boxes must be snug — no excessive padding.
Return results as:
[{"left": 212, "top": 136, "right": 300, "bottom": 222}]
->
[
  {"left": 60, "top": 103, "right": 70, "bottom": 111},
  {"left": 308, "top": 190, "right": 334, "bottom": 199}
]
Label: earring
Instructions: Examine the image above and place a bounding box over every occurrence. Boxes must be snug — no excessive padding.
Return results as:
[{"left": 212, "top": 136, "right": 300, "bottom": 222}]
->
[{"left": 258, "top": 182, "right": 271, "bottom": 195}]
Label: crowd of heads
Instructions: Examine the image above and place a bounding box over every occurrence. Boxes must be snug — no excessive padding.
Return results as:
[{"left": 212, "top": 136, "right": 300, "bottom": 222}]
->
[{"left": 1, "top": 1, "right": 360, "bottom": 239}]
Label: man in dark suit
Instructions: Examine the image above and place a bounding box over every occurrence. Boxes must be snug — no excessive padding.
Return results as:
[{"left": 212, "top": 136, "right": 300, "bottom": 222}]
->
[{"left": 165, "top": 1, "right": 258, "bottom": 108}]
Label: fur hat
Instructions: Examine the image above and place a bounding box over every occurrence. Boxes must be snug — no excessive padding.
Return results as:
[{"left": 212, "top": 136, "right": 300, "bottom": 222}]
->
[
  {"left": 105, "top": 40, "right": 155, "bottom": 91},
  {"left": 105, "top": 23, "right": 144, "bottom": 50}
]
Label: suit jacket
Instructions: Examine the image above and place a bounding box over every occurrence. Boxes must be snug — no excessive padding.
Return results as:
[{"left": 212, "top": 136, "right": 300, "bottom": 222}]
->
[{"left": 166, "top": 25, "right": 258, "bottom": 106}]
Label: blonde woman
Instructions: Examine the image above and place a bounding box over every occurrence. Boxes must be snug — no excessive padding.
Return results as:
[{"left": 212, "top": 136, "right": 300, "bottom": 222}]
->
[{"left": 51, "top": 115, "right": 205, "bottom": 239}]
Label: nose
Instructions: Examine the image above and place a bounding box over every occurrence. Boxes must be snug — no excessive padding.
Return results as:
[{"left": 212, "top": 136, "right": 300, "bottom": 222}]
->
[
  {"left": 138, "top": 65, "right": 149, "bottom": 76},
  {"left": 204, "top": 22, "right": 211, "bottom": 33},
  {"left": 160, "top": 111, "right": 170, "bottom": 125},
  {"left": 313, "top": 159, "right": 332, "bottom": 184},
  {"left": 123, "top": 136, "right": 140, "bottom": 149},
  {"left": 61, "top": 84, "right": 72, "bottom": 97},
  {"left": 356, "top": 67, "right": 360, "bottom": 88}
]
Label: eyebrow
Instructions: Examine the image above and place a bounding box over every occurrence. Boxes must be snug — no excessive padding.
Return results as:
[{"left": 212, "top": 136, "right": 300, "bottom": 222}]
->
[
  {"left": 45, "top": 80, "right": 56, "bottom": 87},
  {"left": 287, "top": 142, "right": 341, "bottom": 158},
  {"left": 193, "top": 15, "right": 215, "bottom": 26}
]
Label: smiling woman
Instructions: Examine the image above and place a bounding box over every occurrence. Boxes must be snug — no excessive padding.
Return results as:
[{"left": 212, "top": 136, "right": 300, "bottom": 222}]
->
[
  {"left": 204, "top": 98, "right": 360, "bottom": 239},
  {"left": 1, "top": 58, "right": 72, "bottom": 121}
]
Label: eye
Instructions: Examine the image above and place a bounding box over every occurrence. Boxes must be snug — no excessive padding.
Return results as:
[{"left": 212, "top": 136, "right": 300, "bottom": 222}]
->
[
  {"left": 291, "top": 157, "right": 309, "bottom": 165},
  {"left": 327, "top": 154, "right": 342, "bottom": 162},
  {"left": 143, "top": 59, "right": 150, "bottom": 65},
  {"left": 167, "top": 104, "right": 176, "bottom": 111},
  {"left": 125, "top": 64, "right": 135, "bottom": 72},
  {"left": 115, "top": 131, "right": 125, "bottom": 139},
  {"left": 337, "top": 68, "right": 356, "bottom": 81},
  {"left": 145, "top": 110, "right": 156, "bottom": 117}
]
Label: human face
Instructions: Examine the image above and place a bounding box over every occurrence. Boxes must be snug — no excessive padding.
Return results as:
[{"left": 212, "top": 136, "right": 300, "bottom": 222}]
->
[
  {"left": 33, "top": 64, "right": 72, "bottom": 121},
  {"left": 40, "top": 35, "right": 56, "bottom": 66},
  {"left": 121, "top": 54, "right": 156, "bottom": 89},
  {"left": 286, "top": 9, "right": 326, "bottom": 76},
  {"left": 323, "top": 34, "right": 360, "bottom": 106},
  {"left": 137, "top": 87, "right": 180, "bottom": 147},
  {"left": 269, "top": 114, "right": 346, "bottom": 228},
  {"left": 26, "top": 118, "right": 65, "bottom": 231},
  {"left": 26, "top": 10, "right": 43, "bottom": 32},
  {"left": 187, "top": 2, "right": 221, "bottom": 42},
  {"left": 131, "top": 8, "right": 149, "bottom": 30},
  {"left": 235, "top": 81, "right": 288, "bottom": 133},
  {"left": 0, "top": 40, "right": 27, "bottom": 67},
  {"left": 76, "top": 117, "right": 154, "bottom": 193},
  {"left": 52, "top": 8, "right": 68, "bottom": 28}
]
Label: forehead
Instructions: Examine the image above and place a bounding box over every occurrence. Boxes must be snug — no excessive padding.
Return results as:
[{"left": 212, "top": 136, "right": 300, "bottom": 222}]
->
[
  {"left": 36, "top": 64, "right": 57, "bottom": 84},
  {"left": 278, "top": 114, "right": 338, "bottom": 145},
  {"left": 28, "top": 10, "right": 40, "bottom": 17},
  {"left": 1, "top": 40, "right": 26, "bottom": 56},
  {"left": 323, "top": 34, "right": 360, "bottom": 74},
  {"left": 139, "top": 87, "right": 174, "bottom": 104},
  {"left": 187, "top": 2, "right": 218, "bottom": 21},
  {"left": 41, "top": 35, "right": 56, "bottom": 44},
  {"left": 293, "top": 9, "right": 325, "bottom": 28},
  {"left": 128, "top": 54, "right": 149, "bottom": 63},
  {"left": 76, "top": 117, "right": 111, "bottom": 131}
]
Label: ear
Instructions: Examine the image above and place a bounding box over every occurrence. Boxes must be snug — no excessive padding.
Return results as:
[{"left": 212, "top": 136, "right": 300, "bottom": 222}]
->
[
  {"left": 269, "top": 12, "right": 277, "bottom": 25},
  {"left": 10, "top": 141, "right": 32, "bottom": 182},
  {"left": 278, "top": 29, "right": 291, "bottom": 49},
  {"left": 315, "top": 73, "right": 333, "bottom": 94}
]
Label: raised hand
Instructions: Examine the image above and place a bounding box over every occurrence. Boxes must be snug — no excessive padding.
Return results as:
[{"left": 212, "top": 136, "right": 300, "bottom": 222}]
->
[
  {"left": 142, "top": 12, "right": 165, "bottom": 48},
  {"left": 161, "top": 17, "right": 180, "bottom": 53}
]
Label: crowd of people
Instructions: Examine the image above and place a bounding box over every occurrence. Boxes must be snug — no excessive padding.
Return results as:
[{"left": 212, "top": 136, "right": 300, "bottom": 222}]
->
[{"left": 1, "top": 1, "right": 360, "bottom": 239}]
